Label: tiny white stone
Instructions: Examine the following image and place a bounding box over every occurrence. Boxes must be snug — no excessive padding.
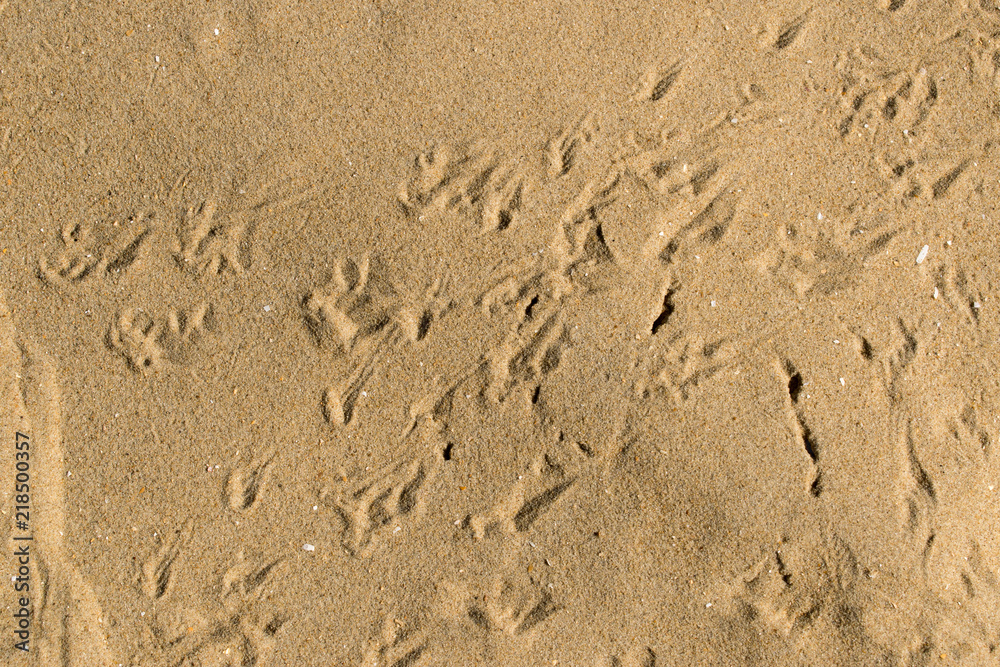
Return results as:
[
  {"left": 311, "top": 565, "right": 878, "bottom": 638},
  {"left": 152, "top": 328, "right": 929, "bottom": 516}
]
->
[
  {"left": 840, "top": 378, "right": 845, "bottom": 386},
  {"left": 302, "top": 543, "right": 315, "bottom": 551},
  {"left": 817, "top": 212, "right": 823, "bottom": 220},
  {"left": 264, "top": 305, "right": 271, "bottom": 312},
  {"left": 916, "top": 245, "right": 929, "bottom": 264},
  {"left": 933, "top": 287, "right": 939, "bottom": 299},
  {"left": 214, "top": 28, "right": 220, "bottom": 35}
]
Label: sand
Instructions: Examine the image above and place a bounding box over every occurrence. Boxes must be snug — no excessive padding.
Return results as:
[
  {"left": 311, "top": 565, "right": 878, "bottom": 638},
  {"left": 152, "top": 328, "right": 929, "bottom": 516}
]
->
[{"left": 2, "top": 0, "right": 1000, "bottom": 665}]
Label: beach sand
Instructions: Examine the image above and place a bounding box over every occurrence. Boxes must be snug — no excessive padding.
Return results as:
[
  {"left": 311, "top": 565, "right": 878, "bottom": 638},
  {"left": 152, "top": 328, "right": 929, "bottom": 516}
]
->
[{"left": 2, "top": 0, "right": 1000, "bottom": 664}]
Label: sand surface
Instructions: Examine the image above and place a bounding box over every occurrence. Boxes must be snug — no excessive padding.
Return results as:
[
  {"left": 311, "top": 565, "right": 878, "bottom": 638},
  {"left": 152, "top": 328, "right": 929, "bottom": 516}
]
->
[{"left": 2, "top": 0, "right": 1000, "bottom": 665}]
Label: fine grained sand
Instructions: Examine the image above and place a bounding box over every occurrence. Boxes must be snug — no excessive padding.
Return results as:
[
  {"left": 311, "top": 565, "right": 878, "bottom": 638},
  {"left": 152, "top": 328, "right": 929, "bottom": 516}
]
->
[{"left": 2, "top": 0, "right": 1000, "bottom": 665}]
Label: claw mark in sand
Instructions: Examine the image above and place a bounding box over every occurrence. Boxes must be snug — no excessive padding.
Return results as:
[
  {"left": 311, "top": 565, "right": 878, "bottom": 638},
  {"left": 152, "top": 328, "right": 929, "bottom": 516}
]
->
[
  {"left": 835, "top": 56, "right": 938, "bottom": 141},
  {"left": 633, "top": 61, "right": 684, "bottom": 102},
  {"left": 142, "top": 517, "right": 195, "bottom": 600},
  {"left": 883, "top": 318, "right": 919, "bottom": 404},
  {"left": 545, "top": 113, "right": 599, "bottom": 178},
  {"left": 173, "top": 176, "right": 315, "bottom": 279},
  {"left": 303, "top": 254, "right": 388, "bottom": 353},
  {"left": 359, "top": 615, "right": 429, "bottom": 667},
  {"left": 37, "top": 211, "right": 154, "bottom": 286},
  {"left": 106, "top": 302, "right": 214, "bottom": 375},
  {"left": 305, "top": 255, "right": 451, "bottom": 355},
  {"left": 776, "top": 358, "right": 823, "bottom": 496},
  {"left": 146, "top": 549, "right": 288, "bottom": 667},
  {"left": 904, "top": 420, "right": 936, "bottom": 505},
  {"left": 774, "top": 13, "right": 809, "bottom": 50},
  {"left": 469, "top": 457, "right": 576, "bottom": 539},
  {"left": 654, "top": 181, "right": 744, "bottom": 265},
  {"left": 896, "top": 419, "right": 938, "bottom": 568},
  {"left": 603, "top": 647, "right": 657, "bottom": 667},
  {"left": 466, "top": 577, "right": 562, "bottom": 637},
  {"left": 635, "top": 333, "right": 737, "bottom": 404},
  {"left": 226, "top": 447, "right": 278, "bottom": 512},
  {"left": 328, "top": 450, "right": 442, "bottom": 558},
  {"left": 649, "top": 280, "right": 678, "bottom": 336},
  {"left": 482, "top": 307, "right": 571, "bottom": 404},
  {"left": 321, "top": 328, "right": 399, "bottom": 428},
  {"left": 934, "top": 262, "right": 984, "bottom": 326}
]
